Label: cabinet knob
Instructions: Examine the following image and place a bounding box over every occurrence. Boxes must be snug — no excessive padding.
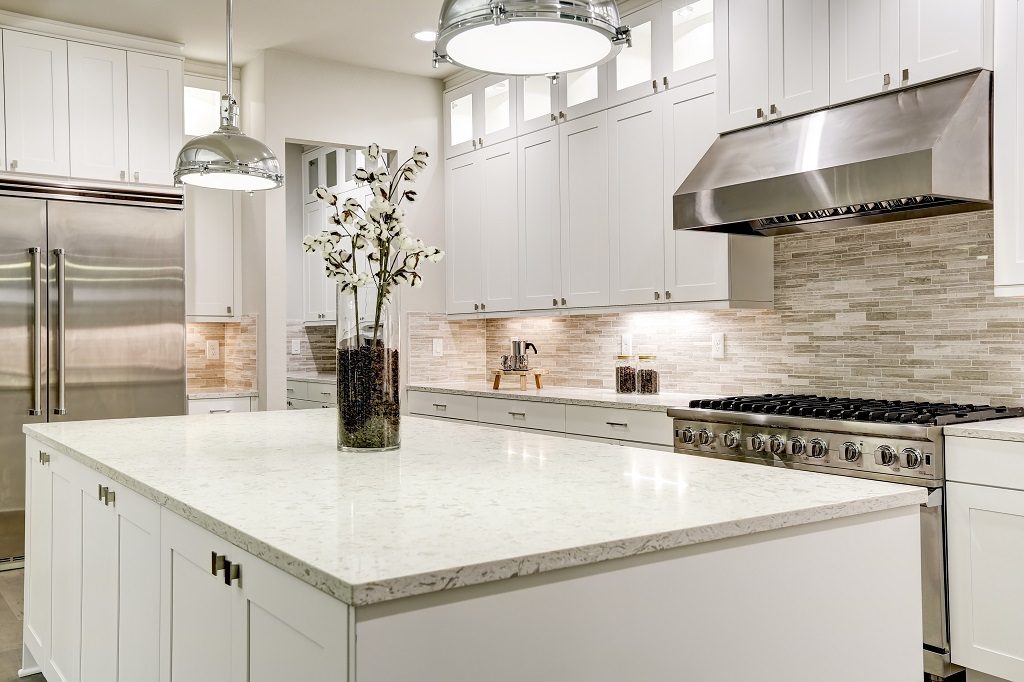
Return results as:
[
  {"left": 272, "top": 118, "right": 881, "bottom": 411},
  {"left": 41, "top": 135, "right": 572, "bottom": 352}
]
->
[
  {"left": 663, "top": 76, "right": 669, "bottom": 88},
  {"left": 561, "top": 297, "right": 567, "bottom": 306},
  {"left": 652, "top": 79, "right": 658, "bottom": 92},
  {"left": 902, "top": 68, "right": 909, "bottom": 82},
  {"left": 654, "top": 291, "right": 661, "bottom": 301},
  {"left": 223, "top": 558, "right": 241, "bottom": 586},
  {"left": 665, "top": 290, "right": 671, "bottom": 300},
  {"left": 211, "top": 551, "right": 226, "bottom": 576},
  {"left": 558, "top": 111, "right": 566, "bottom": 120},
  {"left": 38, "top": 451, "right": 49, "bottom": 465},
  {"left": 883, "top": 73, "right": 892, "bottom": 87},
  {"left": 474, "top": 303, "right": 479, "bottom": 311},
  {"left": 98, "top": 484, "right": 108, "bottom": 502},
  {"left": 120, "top": 170, "right": 127, "bottom": 181},
  {"left": 478, "top": 137, "right": 484, "bottom": 146},
  {"left": 756, "top": 107, "right": 764, "bottom": 119},
  {"left": 106, "top": 490, "right": 116, "bottom": 506},
  {"left": 133, "top": 171, "right": 140, "bottom": 183},
  {"left": 227, "top": 305, "right": 232, "bottom": 315},
  {"left": 770, "top": 103, "right": 778, "bottom": 116},
  {"left": 552, "top": 298, "right": 558, "bottom": 307},
  {"left": 480, "top": 303, "right": 486, "bottom": 311},
  {"left": 550, "top": 113, "right": 557, "bottom": 122}
]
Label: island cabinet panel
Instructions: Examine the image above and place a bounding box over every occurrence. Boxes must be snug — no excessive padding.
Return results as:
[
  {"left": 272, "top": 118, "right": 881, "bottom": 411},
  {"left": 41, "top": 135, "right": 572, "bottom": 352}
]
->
[
  {"left": 48, "top": 457, "right": 83, "bottom": 682},
  {"left": 353, "top": 506, "right": 922, "bottom": 681},
  {"left": 23, "top": 443, "right": 52, "bottom": 673},
  {"left": 160, "top": 509, "right": 350, "bottom": 682}
]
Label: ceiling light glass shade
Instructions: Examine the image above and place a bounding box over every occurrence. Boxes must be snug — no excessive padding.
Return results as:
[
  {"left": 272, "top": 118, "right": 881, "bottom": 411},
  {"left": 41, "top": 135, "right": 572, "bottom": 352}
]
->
[
  {"left": 434, "top": 0, "right": 631, "bottom": 76},
  {"left": 175, "top": 122, "right": 283, "bottom": 191}
]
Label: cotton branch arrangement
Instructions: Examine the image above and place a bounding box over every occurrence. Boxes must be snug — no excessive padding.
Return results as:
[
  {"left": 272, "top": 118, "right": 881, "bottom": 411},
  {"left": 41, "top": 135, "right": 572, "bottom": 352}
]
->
[{"left": 303, "top": 144, "right": 444, "bottom": 343}]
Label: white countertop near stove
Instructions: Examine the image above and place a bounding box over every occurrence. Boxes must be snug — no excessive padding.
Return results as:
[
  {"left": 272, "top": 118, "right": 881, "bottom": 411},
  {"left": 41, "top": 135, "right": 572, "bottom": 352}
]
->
[
  {"left": 25, "top": 411, "right": 925, "bottom": 607},
  {"left": 408, "top": 382, "right": 715, "bottom": 412},
  {"left": 186, "top": 387, "right": 259, "bottom": 400},
  {"left": 287, "top": 371, "right": 336, "bottom": 385},
  {"left": 945, "top": 416, "right": 1024, "bottom": 442}
]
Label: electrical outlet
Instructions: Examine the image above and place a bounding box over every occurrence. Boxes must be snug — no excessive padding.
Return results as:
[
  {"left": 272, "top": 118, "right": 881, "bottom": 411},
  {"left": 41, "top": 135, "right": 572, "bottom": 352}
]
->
[
  {"left": 711, "top": 333, "right": 725, "bottom": 360},
  {"left": 621, "top": 334, "right": 633, "bottom": 356},
  {"left": 291, "top": 339, "right": 301, "bottom": 355},
  {"left": 206, "top": 340, "right": 220, "bottom": 360},
  {"left": 432, "top": 338, "right": 444, "bottom": 357}
]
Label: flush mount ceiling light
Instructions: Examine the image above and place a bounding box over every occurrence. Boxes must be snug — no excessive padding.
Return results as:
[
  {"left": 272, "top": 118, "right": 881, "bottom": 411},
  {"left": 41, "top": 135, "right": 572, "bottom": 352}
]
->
[
  {"left": 174, "top": 0, "right": 283, "bottom": 191},
  {"left": 414, "top": 30, "right": 438, "bottom": 42},
  {"left": 433, "top": 0, "right": 631, "bottom": 76}
]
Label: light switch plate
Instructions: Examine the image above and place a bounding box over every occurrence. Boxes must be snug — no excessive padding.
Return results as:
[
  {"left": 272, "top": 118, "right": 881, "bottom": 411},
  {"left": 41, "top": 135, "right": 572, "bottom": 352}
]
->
[
  {"left": 206, "top": 340, "right": 220, "bottom": 360},
  {"left": 711, "top": 333, "right": 725, "bottom": 360},
  {"left": 432, "top": 338, "right": 443, "bottom": 357},
  {"left": 291, "top": 339, "right": 301, "bottom": 355}
]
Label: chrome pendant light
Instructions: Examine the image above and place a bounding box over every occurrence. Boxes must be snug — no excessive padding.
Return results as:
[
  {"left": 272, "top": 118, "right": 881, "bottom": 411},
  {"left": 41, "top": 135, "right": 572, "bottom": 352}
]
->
[
  {"left": 174, "top": 0, "right": 283, "bottom": 191},
  {"left": 433, "top": 0, "right": 631, "bottom": 76}
]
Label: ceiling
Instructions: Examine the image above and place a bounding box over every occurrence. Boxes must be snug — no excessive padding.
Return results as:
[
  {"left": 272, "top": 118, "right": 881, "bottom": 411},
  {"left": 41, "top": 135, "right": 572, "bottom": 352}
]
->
[{"left": 0, "top": 0, "right": 456, "bottom": 78}]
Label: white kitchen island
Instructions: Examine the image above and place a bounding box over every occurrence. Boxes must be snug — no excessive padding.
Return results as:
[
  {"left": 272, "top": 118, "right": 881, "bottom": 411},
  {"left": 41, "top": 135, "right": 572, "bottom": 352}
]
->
[{"left": 23, "top": 411, "right": 926, "bottom": 682}]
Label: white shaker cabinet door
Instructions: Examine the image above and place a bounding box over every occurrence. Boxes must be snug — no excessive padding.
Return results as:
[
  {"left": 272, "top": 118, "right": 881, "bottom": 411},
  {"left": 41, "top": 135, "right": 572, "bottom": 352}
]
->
[
  {"left": 558, "top": 64, "right": 610, "bottom": 120},
  {"left": 445, "top": 152, "right": 485, "bottom": 314},
  {"left": 767, "top": 0, "right": 830, "bottom": 119},
  {"left": 948, "top": 482, "right": 1024, "bottom": 681},
  {"left": 559, "top": 111, "right": 610, "bottom": 308},
  {"left": 186, "top": 186, "right": 240, "bottom": 318},
  {"left": 516, "top": 75, "right": 559, "bottom": 135},
  {"left": 662, "top": 0, "right": 717, "bottom": 89},
  {"left": 479, "top": 140, "right": 519, "bottom": 312},
  {"left": 994, "top": 0, "right": 1024, "bottom": 296},
  {"left": 662, "top": 80, "right": 730, "bottom": 303},
  {"left": 79, "top": 488, "right": 118, "bottom": 682},
  {"left": 68, "top": 42, "right": 128, "bottom": 182},
  {"left": 608, "top": 97, "right": 665, "bottom": 306},
  {"left": 303, "top": 201, "right": 328, "bottom": 322},
  {"left": 115, "top": 488, "right": 161, "bottom": 682},
  {"left": 517, "top": 127, "right": 562, "bottom": 311},
  {"left": 829, "top": 0, "right": 899, "bottom": 104},
  {"left": 23, "top": 446, "right": 51, "bottom": 668},
  {"left": 127, "top": 52, "right": 183, "bottom": 185},
  {"left": 2, "top": 30, "right": 70, "bottom": 176},
  {"left": 48, "top": 458, "right": 83, "bottom": 682},
  {"left": 714, "top": 0, "right": 770, "bottom": 132},
  {"left": 0, "top": 33, "right": 6, "bottom": 173},
  {"left": 608, "top": 3, "right": 662, "bottom": 107},
  {"left": 899, "top": 0, "right": 988, "bottom": 87}
]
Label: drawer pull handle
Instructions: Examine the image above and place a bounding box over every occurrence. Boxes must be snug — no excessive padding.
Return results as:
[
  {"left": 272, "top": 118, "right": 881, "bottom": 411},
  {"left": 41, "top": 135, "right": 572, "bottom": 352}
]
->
[
  {"left": 223, "top": 558, "right": 241, "bottom": 586},
  {"left": 211, "top": 552, "right": 226, "bottom": 576},
  {"left": 106, "top": 490, "right": 116, "bottom": 506},
  {"left": 209, "top": 409, "right": 232, "bottom": 414},
  {"left": 433, "top": 403, "right": 448, "bottom": 410},
  {"left": 606, "top": 421, "right": 629, "bottom": 428},
  {"left": 98, "top": 484, "right": 108, "bottom": 502},
  {"left": 508, "top": 411, "right": 526, "bottom": 418}
]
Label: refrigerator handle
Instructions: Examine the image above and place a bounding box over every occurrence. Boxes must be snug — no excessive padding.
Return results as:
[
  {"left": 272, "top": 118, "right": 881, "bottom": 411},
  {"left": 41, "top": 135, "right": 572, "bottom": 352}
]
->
[
  {"left": 29, "top": 248, "right": 42, "bottom": 416},
  {"left": 53, "top": 249, "right": 67, "bottom": 416}
]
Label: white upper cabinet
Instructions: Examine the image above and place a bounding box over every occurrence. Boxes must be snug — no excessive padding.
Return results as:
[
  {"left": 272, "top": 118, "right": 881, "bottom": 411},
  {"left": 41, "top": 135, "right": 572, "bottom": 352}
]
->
[
  {"left": 186, "top": 186, "right": 241, "bottom": 318},
  {"left": 303, "top": 148, "right": 324, "bottom": 203},
  {"left": 0, "top": 34, "right": 6, "bottom": 173},
  {"left": 68, "top": 42, "right": 128, "bottom": 182},
  {"left": 445, "top": 153, "right": 484, "bottom": 313},
  {"left": 559, "top": 64, "right": 610, "bottom": 120},
  {"left": 994, "top": 0, "right": 1024, "bottom": 297},
  {"left": 443, "top": 75, "right": 517, "bottom": 158},
  {"left": 608, "top": 97, "right": 665, "bottom": 305},
  {"left": 829, "top": 0, "right": 900, "bottom": 103},
  {"left": 2, "top": 30, "right": 70, "bottom": 176},
  {"left": 516, "top": 75, "right": 559, "bottom": 135},
  {"left": 517, "top": 127, "right": 562, "bottom": 311},
  {"left": 479, "top": 140, "right": 519, "bottom": 312},
  {"left": 664, "top": 0, "right": 716, "bottom": 88},
  {"left": 899, "top": 0, "right": 989, "bottom": 87},
  {"left": 609, "top": 4, "right": 662, "bottom": 106},
  {"left": 560, "top": 111, "right": 610, "bottom": 308},
  {"left": 302, "top": 201, "right": 329, "bottom": 322},
  {"left": 768, "top": 0, "right": 830, "bottom": 119},
  {"left": 126, "top": 52, "right": 183, "bottom": 185},
  {"left": 715, "top": 0, "right": 771, "bottom": 131}
]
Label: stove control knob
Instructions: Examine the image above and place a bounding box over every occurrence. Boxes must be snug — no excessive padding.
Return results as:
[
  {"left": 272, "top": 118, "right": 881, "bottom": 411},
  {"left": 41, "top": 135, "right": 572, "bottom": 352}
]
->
[
  {"left": 786, "top": 437, "right": 806, "bottom": 456},
  {"left": 697, "top": 429, "right": 715, "bottom": 446},
  {"left": 808, "top": 438, "right": 829, "bottom": 459},
  {"left": 841, "top": 441, "right": 862, "bottom": 463},
  {"left": 901, "top": 447, "right": 923, "bottom": 469},
  {"left": 746, "top": 434, "right": 766, "bottom": 452},
  {"left": 677, "top": 427, "right": 695, "bottom": 444},
  {"left": 722, "top": 430, "right": 741, "bottom": 449},
  {"left": 768, "top": 435, "right": 786, "bottom": 455},
  {"left": 874, "top": 445, "right": 897, "bottom": 467}
]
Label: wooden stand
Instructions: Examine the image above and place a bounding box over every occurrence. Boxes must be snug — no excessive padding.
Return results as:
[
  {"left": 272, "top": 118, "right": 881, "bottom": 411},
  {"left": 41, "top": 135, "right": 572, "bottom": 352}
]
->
[{"left": 491, "top": 369, "right": 545, "bottom": 391}]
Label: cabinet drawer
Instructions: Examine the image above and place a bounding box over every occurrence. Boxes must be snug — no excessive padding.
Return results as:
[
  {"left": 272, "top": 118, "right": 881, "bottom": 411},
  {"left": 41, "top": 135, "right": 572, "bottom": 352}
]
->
[
  {"left": 408, "top": 390, "right": 478, "bottom": 421},
  {"left": 478, "top": 398, "right": 565, "bottom": 432},
  {"left": 288, "top": 398, "right": 330, "bottom": 410},
  {"left": 306, "top": 384, "right": 336, "bottom": 405},
  {"left": 286, "top": 380, "right": 308, "bottom": 401},
  {"left": 187, "top": 397, "right": 252, "bottom": 415},
  {"left": 946, "top": 436, "right": 1024, "bottom": 491},
  {"left": 565, "top": 405, "right": 672, "bottom": 445}
]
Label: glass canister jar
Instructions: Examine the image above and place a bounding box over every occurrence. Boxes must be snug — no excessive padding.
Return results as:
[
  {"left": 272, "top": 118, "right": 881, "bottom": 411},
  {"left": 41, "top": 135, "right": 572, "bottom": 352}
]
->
[
  {"left": 637, "top": 355, "right": 660, "bottom": 394},
  {"left": 615, "top": 355, "right": 637, "bottom": 394}
]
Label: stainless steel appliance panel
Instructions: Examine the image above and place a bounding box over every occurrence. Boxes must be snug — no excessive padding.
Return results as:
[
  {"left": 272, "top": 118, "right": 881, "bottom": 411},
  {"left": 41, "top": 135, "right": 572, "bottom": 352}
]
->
[
  {"left": 46, "top": 201, "right": 185, "bottom": 423},
  {"left": 0, "top": 197, "right": 47, "bottom": 560}
]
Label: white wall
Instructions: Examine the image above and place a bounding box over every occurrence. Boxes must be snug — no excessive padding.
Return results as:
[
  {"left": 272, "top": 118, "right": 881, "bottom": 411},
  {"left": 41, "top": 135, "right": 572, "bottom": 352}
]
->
[
  {"left": 285, "top": 143, "right": 304, "bottom": 322},
  {"left": 242, "top": 49, "right": 444, "bottom": 409}
]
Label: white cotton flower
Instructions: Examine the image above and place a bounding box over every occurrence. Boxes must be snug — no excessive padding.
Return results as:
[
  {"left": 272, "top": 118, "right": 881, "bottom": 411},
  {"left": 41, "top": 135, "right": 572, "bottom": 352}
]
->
[
  {"left": 353, "top": 168, "right": 370, "bottom": 183},
  {"left": 410, "top": 272, "right": 423, "bottom": 288},
  {"left": 367, "top": 143, "right": 380, "bottom": 161},
  {"left": 314, "top": 187, "right": 337, "bottom": 206},
  {"left": 343, "top": 197, "right": 362, "bottom": 212}
]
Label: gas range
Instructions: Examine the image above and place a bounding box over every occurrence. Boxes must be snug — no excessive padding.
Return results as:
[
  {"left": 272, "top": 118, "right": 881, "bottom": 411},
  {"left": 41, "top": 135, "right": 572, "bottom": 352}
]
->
[
  {"left": 668, "top": 394, "right": 1024, "bottom": 487},
  {"left": 668, "top": 393, "right": 1024, "bottom": 680}
]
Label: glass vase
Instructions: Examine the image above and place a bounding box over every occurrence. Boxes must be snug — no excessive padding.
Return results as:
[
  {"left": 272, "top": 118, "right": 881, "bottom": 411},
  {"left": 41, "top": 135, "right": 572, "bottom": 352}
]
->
[{"left": 336, "top": 282, "right": 401, "bottom": 452}]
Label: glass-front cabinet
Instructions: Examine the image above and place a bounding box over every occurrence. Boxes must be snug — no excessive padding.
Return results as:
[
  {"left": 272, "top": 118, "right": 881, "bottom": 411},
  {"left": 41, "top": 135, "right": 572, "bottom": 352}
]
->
[
  {"left": 516, "top": 75, "right": 559, "bottom": 135},
  {"left": 443, "top": 75, "right": 518, "bottom": 159}
]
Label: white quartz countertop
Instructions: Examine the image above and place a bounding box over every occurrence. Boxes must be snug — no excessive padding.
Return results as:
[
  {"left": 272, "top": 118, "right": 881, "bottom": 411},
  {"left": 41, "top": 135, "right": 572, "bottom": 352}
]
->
[
  {"left": 287, "top": 371, "right": 335, "bottom": 385},
  {"left": 945, "top": 417, "right": 1024, "bottom": 442},
  {"left": 24, "top": 411, "right": 925, "bottom": 607},
  {"left": 408, "top": 382, "right": 715, "bottom": 412}
]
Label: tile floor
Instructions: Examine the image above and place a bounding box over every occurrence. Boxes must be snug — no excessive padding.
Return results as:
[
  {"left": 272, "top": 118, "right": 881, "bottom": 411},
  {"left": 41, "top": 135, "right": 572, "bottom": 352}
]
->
[{"left": 0, "top": 570, "right": 42, "bottom": 681}]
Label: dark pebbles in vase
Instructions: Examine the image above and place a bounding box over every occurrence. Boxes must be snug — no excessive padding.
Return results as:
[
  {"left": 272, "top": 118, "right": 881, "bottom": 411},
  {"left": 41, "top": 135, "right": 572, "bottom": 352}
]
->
[{"left": 337, "top": 343, "right": 401, "bottom": 451}]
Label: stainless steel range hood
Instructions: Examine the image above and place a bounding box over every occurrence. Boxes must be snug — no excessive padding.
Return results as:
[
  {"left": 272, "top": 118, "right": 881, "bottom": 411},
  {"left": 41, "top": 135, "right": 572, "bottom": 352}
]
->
[{"left": 674, "top": 70, "right": 991, "bottom": 236}]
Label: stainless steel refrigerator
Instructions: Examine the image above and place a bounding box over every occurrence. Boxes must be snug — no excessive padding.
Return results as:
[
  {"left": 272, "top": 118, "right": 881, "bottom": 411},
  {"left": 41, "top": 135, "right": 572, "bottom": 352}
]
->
[{"left": 0, "top": 181, "right": 186, "bottom": 563}]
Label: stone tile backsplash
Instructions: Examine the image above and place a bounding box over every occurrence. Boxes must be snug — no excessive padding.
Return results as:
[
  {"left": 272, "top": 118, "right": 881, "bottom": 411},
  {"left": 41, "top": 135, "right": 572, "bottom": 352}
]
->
[
  {"left": 410, "top": 211, "right": 1024, "bottom": 407},
  {"left": 286, "top": 323, "right": 337, "bottom": 374},
  {"left": 187, "top": 315, "right": 258, "bottom": 391}
]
